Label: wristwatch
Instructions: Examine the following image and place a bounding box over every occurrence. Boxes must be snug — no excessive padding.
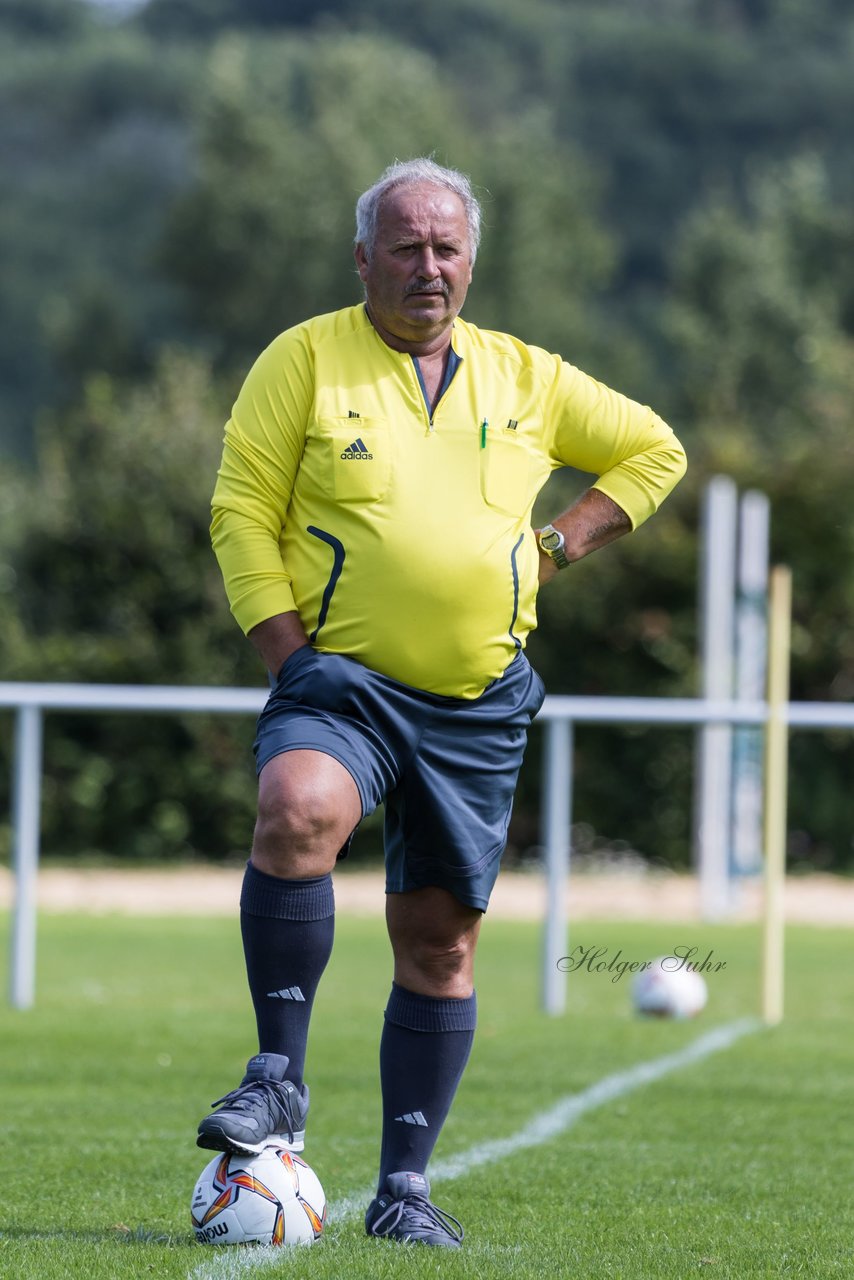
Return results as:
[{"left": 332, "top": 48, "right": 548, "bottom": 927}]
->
[{"left": 537, "top": 524, "right": 570, "bottom": 570}]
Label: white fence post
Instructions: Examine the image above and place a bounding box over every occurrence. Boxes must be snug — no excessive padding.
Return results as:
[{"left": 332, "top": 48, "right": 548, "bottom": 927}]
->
[
  {"left": 10, "top": 705, "right": 43, "bottom": 1010},
  {"left": 731, "top": 490, "right": 770, "bottom": 879},
  {"left": 541, "top": 718, "right": 573, "bottom": 1016},
  {"left": 695, "top": 476, "right": 738, "bottom": 920}
]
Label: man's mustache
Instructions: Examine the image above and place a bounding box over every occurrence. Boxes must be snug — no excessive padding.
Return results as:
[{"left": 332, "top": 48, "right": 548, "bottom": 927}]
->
[{"left": 405, "top": 280, "right": 449, "bottom": 297}]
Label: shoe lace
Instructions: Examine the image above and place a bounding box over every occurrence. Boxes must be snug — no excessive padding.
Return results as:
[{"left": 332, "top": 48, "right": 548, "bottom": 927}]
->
[
  {"left": 210, "top": 1079, "right": 297, "bottom": 1136},
  {"left": 371, "top": 1192, "right": 464, "bottom": 1244}
]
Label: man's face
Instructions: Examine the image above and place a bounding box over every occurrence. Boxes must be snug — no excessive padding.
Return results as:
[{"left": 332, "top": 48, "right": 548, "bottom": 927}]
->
[{"left": 354, "top": 182, "right": 474, "bottom": 350}]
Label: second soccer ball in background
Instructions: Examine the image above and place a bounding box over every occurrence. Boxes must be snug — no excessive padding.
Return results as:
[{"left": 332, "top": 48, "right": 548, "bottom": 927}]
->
[{"left": 632, "top": 958, "right": 708, "bottom": 1019}]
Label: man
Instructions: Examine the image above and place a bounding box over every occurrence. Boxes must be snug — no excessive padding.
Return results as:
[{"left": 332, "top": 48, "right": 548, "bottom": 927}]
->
[{"left": 200, "top": 157, "right": 686, "bottom": 1247}]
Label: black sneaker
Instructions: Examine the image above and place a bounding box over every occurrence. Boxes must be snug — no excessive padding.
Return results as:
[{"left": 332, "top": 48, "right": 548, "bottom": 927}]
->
[
  {"left": 196, "top": 1053, "right": 309, "bottom": 1155},
  {"left": 365, "top": 1172, "right": 464, "bottom": 1248}
]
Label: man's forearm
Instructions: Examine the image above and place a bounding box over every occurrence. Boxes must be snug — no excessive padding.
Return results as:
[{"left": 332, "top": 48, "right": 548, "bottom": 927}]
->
[
  {"left": 559, "top": 487, "right": 632, "bottom": 558},
  {"left": 248, "top": 611, "right": 310, "bottom": 678},
  {"left": 537, "top": 488, "right": 632, "bottom": 583}
]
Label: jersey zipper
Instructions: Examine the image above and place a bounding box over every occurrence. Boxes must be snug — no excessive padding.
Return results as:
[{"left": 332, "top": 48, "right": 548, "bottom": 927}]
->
[
  {"left": 407, "top": 355, "right": 436, "bottom": 434},
  {"left": 410, "top": 354, "right": 458, "bottom": 434}
]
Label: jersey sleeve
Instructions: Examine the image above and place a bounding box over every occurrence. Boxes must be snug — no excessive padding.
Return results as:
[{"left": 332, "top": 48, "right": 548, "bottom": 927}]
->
[
  {"left": 210, "top": 329, "right": 314, "bottom": 634},
  {"left": 544, "top": 358, "right": 687, "bottom": 527}
]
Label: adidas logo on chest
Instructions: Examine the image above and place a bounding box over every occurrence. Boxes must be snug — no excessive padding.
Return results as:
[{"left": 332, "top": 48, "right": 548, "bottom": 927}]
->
[{"left": 340, "top": 436, "right": 373, "bottom": 460}]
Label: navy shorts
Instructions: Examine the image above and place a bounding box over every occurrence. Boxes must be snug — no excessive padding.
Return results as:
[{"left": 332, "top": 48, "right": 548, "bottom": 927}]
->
[{"left": 253, "top": 647, "right": 545, "bottom": 911}]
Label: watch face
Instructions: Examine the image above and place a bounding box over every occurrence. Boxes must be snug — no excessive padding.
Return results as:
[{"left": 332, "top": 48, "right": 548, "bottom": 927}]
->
[{"left": 540, "top": 529, "right": 561, "bottom": 552}]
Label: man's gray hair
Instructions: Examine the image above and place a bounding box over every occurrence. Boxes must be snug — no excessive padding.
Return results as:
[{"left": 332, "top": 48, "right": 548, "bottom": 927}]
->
[{"left": 355, "top": 158, "right": 482, "bottom": 264}]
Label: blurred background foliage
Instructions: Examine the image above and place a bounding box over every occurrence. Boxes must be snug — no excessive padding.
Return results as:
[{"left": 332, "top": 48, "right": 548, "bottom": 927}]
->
[{"left": 1, "top": 0, "right": 852, "bottom": 870}]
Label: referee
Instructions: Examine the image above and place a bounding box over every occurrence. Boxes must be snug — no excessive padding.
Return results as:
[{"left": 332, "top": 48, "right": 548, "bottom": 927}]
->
[{"left": 198, "top": 157, "right": 687, "bottom": 1247}]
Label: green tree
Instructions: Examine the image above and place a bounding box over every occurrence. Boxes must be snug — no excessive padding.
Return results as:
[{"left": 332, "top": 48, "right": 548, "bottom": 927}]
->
[
  {"left": 0, "top": 6, "right": 199, "bottom": 459},
  {"left": 662, "top": 157, "right": 854, "bottom": 868},
  {"left": 158, "top": 34, "right": 466, "bottom": 366},
  {"left": 0, "top": 0, "right": 93, "bottom": 39},
  {"left": 1, "top": 353, "right": 262, "bottom": 862},
  {"left": 159, "top": 32, "right": 613, "bottom": 373}
]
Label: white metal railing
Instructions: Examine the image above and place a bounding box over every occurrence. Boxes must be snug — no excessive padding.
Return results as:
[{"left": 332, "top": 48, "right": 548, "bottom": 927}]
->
[{"left": 2, "top": 681, "right": 854, "bottom": 1012}]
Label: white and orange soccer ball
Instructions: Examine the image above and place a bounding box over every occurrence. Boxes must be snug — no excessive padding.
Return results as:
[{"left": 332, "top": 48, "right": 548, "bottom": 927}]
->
[
  {"left": 632, "top": 957, "right": 708, "bottom": 1019},
  {"left": 191, "top": 1147, "right": 326, "bottom": 1247}
]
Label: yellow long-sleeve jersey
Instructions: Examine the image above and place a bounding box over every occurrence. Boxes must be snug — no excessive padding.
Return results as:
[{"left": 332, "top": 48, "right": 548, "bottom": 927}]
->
[{"left": 211, "top": 305, "right": 686, "bottom": 698}]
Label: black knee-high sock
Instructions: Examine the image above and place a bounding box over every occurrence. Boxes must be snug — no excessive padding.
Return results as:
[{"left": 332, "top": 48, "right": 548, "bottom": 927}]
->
[
  {"left": 378, "top": 983, "right": 477, "bottom": 1190},
  {"left": 239, "top": 862, "right": 335, "bottom": 1089}
]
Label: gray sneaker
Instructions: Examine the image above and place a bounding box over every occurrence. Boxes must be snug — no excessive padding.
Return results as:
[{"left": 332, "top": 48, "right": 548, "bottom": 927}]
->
[
  {"left": 365, "top": 1172, "right": 464, "bottom": 1248},
  {"left": 196, "top": 1053, "right": 309, "bottom": 1155}
]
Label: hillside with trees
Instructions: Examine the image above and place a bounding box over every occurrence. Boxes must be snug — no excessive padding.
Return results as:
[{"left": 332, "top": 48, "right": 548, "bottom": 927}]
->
[{"left": 1, "top": 0, "right": 852, "bottom": 870}]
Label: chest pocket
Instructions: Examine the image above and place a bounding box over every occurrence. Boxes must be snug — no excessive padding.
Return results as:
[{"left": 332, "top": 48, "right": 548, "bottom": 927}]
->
[
  {"left": 479, "top": 432, "right": 532, "bottom": 516},
  {"left": 316, "top": 418, "right": 391, "bottom": 504}
]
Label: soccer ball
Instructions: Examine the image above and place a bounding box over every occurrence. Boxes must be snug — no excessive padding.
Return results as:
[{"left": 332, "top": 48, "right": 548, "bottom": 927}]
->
[
  {"left": 191, "top": 1147, "right": 326, "bottom": 1247},
  {"left": 632, "top": 957, "right": 708, "bottom": 1019}
]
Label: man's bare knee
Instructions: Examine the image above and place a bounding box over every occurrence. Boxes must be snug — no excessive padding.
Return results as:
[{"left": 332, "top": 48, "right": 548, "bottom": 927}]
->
[
  {"left": 253, "top": 802, "right": 336, "bottom": 860},
  {"left": 252, "top": 797, "right": 346, "bottom": 878},
  {"left": 252, "top": 750, "right": 361, "bottom": 878}
]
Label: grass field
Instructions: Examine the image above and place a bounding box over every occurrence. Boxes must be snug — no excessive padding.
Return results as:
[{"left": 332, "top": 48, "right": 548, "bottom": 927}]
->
[{"left": 0, "top": 908, "right": 852, "bottom": 1279}]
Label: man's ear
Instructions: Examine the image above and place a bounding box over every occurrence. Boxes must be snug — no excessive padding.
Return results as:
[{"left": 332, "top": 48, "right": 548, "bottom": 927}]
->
[{"left": 354, "top": 242, "right": 369, "bottom": 282}]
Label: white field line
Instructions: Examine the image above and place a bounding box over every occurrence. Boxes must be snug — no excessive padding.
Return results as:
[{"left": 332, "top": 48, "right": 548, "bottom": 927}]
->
[{"left": 187, "top": 1016, "right": 760, "bottom": 1279}]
